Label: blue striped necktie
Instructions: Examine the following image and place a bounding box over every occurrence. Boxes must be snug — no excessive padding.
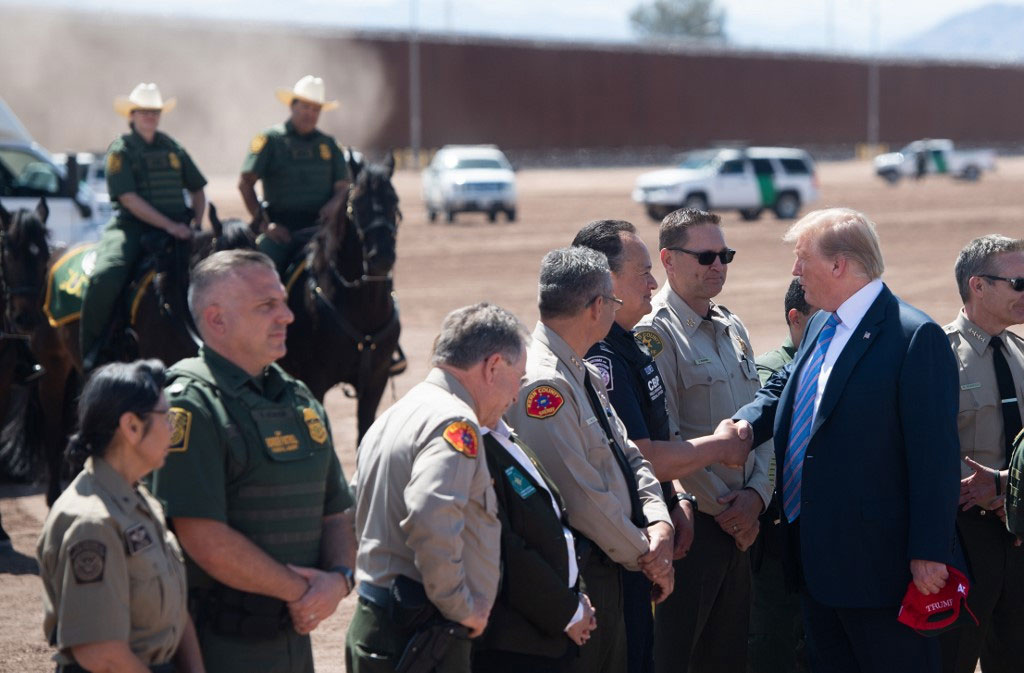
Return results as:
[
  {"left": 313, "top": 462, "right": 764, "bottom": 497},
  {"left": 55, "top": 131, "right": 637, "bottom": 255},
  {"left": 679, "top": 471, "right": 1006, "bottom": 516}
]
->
[{"left": 782, "top": 312, "right": 841, "bottom": 522}]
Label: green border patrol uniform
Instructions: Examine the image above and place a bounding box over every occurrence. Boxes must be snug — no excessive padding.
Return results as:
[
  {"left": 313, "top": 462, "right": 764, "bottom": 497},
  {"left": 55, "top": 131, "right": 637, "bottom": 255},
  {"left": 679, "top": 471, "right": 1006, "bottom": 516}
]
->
[
  {"left": 80, "top": 129, "right": 206, "bottom": 363},
  {"left": 148, "top": 346, "right": 354, "bottom": 673},
  {"left": 242, "top": 120, "right": 349, "bottom": 271},
  {"left": 37, "top": 456, "right": 188, "bottom": 671}
]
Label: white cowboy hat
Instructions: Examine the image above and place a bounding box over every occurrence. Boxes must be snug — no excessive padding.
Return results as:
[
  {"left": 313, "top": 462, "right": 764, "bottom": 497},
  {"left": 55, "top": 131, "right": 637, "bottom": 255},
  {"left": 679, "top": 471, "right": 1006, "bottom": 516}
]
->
[
  {"left": 114, "top": 83, "right": 177, "bottom": 117},
  {"left": 275, "top": 75, "right": 339, "bottom": 111}
]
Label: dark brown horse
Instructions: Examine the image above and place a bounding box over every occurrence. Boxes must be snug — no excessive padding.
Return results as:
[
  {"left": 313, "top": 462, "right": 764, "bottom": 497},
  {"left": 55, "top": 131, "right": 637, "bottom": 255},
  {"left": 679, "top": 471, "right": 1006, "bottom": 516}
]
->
[
  {"left": 278, "top": 152, "right": 402, "bottom": 442},
  {"left": 0, "top": 198, "right": 255, "bottom": 504}
]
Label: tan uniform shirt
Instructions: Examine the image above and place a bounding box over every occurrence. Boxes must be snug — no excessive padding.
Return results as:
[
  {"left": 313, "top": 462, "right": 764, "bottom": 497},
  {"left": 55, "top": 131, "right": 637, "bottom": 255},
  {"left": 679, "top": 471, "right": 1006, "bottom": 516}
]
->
[
  {"left": 506, "top": 323, "right": 672, "bottom": 572},
  {"left": 635, "top": 283, "right": 773, "bottom": 516},
  {"left": 945, "top": 310, "right": 1024, "bottom": 475},
  {"left": 37, "top": 457, "right": 188, "bottom": 666},
  {"left": 353, "top": 367, "right": 500, "bottom": 623}
]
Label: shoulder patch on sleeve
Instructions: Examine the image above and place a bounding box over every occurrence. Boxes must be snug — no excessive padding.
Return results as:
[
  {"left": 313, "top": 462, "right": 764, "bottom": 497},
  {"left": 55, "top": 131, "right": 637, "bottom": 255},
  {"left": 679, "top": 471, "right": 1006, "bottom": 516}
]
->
[
  {"left": 525, "top": 385, "right": 564, "bottom": 419},
  {"left": 442, "top": 421, "right": 479, "bottom": 458},
  {"left": 586, "top": 355, "right": 614, "bottom": 391},
  {"left": 635, "top": 329, "right": 664, "bottom": 359},
  {"left": 69, "top": 539, "right": 106, "bottom": 584},
  {"left": 106, "top": 152, "right": 123, "bottom": 175},
  {"left": 250, "top": 133, "right": 268, "bottom": 154},
  {"left": 168, "top": 407, "right": 192, "bottom": 453}
]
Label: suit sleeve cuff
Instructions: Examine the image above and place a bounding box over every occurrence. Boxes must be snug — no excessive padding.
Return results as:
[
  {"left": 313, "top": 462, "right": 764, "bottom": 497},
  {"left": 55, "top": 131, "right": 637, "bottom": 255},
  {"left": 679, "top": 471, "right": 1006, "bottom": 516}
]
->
[{"left": 564, "top": 599, "right": 585, "bottom": 632}]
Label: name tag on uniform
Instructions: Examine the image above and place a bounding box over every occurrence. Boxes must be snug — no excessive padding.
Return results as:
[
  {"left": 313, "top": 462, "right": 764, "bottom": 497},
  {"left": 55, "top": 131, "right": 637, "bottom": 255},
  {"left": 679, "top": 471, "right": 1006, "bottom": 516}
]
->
[
  {"left": 694, "top": 357, "right": 711, "bottom": 365},
  {"left": 960, "top": 383, "right": 982, "bottom": 391},
  {"left": 585, "top": 416, "right": 599, "bottom": 426},
  {"left": 504, "top": 466, "right": 537, "bottom": 499}
]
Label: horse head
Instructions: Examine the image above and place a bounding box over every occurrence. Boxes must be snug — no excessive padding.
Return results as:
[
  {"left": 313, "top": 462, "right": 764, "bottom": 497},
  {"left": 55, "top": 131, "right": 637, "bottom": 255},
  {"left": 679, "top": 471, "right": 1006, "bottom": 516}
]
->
[
  {"left": 0, "top": 197, "right": 51, "bottom": 332},
  {"left": 344, "top": 150, "right": 400, "bottom": 279}
]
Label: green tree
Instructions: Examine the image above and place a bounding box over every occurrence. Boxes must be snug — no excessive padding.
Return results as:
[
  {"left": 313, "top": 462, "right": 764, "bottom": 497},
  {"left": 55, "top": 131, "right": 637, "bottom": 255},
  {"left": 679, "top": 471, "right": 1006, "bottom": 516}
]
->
[{"left": 630, "top": 0, "right": 727, "bottom": 41}]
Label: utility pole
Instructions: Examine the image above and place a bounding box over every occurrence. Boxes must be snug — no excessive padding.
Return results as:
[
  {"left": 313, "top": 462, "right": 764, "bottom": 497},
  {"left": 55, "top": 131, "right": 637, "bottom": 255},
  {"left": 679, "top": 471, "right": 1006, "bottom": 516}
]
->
[
  {"left": 409, "top": 0, "right": 422, "bottom": 167},
  {"left": 866, "top": 0, "right": 880, "bottom": 150}
]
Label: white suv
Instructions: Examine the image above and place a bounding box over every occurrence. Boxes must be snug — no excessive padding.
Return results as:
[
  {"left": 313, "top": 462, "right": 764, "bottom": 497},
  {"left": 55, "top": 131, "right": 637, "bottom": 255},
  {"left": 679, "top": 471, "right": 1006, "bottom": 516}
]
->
[
  {"left": 633, "top": 147, "right": 819, "bottom": 221},
  {"left": 422, "top": 145, "right": 517, "bottom": 223}
]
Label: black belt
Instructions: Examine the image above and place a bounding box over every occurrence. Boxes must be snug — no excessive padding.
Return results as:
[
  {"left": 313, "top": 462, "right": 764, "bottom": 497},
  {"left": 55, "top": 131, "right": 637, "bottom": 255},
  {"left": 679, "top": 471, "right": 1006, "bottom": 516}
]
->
[
  {"left": 59, "top": 663, "right": 174, "bottom": 673},
  {"left": 357, "top": 581, "right": 391, "bottom": 608},
  {"left": 959, "top": 505, "right": 1006, "bottom": 523}
]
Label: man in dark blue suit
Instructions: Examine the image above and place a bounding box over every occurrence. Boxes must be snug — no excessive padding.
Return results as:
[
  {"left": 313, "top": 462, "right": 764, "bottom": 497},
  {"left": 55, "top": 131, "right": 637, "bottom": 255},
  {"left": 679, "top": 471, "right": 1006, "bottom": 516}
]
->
[{"left": 731, "top": 208, "right": 961, "bottom": 673}]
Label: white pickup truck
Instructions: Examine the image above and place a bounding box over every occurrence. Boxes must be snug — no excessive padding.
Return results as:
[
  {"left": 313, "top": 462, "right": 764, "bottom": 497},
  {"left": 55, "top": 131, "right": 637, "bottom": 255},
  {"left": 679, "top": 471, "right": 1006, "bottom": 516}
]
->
[
  {"left": 0, "top": 98, "right": 106, "bottom": 247},
  {"left": 874, "top": 139, "right": 996, "bottom": 183}
]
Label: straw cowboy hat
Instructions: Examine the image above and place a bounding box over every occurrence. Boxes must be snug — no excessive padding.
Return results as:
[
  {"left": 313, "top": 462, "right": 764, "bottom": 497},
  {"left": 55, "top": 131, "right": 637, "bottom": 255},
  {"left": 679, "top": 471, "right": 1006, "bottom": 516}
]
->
[
  {"left": 275, "top": 75, "right": 339, "bottom": 111},
  {"left": 114, "top": 83, "right": 177, "bottom": 117}
]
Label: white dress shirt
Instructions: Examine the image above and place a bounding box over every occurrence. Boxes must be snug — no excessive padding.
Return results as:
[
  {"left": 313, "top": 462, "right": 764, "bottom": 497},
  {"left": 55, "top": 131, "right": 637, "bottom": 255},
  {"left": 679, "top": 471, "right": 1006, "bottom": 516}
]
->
[
  {"left": 799, "top": 278, "right": 884, "bottom": 420},
  {"left": 483, "top": 419, "right": 584, "bottom": 630}
]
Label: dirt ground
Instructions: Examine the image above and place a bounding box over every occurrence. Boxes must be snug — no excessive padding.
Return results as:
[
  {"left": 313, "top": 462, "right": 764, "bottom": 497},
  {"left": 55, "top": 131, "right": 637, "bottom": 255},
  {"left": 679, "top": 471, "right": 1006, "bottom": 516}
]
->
[{"left": 3, "top": 157, "right": 1019, "bottom": 672}]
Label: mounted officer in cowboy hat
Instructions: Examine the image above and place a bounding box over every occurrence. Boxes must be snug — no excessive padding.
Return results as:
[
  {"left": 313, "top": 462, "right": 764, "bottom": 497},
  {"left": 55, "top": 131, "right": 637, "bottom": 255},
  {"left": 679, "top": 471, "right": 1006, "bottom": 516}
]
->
[
  {"left": 80, "top": 82, "right": 207, "bottom": 373},
  {"left": 238, "top": 75, "right": 351, "bottom": 273}
]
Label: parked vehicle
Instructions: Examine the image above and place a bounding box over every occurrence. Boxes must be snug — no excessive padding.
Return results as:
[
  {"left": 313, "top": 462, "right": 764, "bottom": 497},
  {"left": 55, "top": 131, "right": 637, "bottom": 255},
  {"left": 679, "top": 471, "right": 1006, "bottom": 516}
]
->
[
  {"left": 0, "top": 99, "right": 104, "bottom": 247},
  {"left": 422, "top": 145, "right": 517, "bottom": 223},
  {"left": 632, "top": 147, "right": 819, "bottom": 221},
  {"left": 873, "top": 139, "right": 996, "bottom": 183}
]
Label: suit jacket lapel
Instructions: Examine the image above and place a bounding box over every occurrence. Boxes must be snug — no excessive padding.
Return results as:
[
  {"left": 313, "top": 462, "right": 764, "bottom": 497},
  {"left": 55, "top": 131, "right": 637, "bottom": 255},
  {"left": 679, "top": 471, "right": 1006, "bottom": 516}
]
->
[
  {"left": 484, "top": 432, "right": 565, "bottom": 514},
  {"left": 775, "top": 310, "right": 828, "bottom": 442},
  {"left": 810, "top": 286, "right": 892, "bottom": 436}
]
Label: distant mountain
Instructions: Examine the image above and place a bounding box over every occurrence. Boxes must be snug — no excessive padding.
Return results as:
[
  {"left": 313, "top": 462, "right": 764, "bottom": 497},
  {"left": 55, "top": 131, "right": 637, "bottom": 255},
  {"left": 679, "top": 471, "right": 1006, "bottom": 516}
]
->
[{"left": 897, "top": 3, "right": 1024, "bottom": 62}]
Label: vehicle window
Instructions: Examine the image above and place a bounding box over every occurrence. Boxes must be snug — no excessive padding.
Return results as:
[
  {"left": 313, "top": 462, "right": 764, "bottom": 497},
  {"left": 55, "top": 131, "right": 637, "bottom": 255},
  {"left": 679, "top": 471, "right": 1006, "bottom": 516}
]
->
[
  {"left": 751, "top": 158, "right": 775, "bottom": 175},
  {"left": 718, "top": 159, "right": 746, "bottom": 175},
  {"left": 0, "top": 149, "right": 61, "bottom": 196},
  {"left": 677, "top": 150, "right": 716, "bottom": 170},
  {"left": 451, "top": 158, "right": 506, "bottom": 170},
  {"left": 780, "top": 159, "right": 810, "bottom": 175}
]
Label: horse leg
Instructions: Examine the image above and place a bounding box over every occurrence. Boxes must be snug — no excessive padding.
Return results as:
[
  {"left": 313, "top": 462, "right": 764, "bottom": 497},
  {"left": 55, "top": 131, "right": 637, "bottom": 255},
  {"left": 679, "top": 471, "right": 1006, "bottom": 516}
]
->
[{"left": 33, "top": 327, "right": 77, "bottom": 506}]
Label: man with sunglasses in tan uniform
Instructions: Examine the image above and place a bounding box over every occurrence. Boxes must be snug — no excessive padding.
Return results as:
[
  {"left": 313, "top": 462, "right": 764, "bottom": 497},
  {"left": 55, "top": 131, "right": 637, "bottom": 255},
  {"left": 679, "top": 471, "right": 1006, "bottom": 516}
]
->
[{"left": 635, "top": 208, "right": 771, "bottom": 673}]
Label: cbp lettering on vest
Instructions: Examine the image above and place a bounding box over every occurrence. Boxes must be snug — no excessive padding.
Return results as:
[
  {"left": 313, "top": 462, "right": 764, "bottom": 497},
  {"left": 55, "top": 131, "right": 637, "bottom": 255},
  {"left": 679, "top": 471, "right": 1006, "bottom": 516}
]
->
[
  {"left": 80, "top": 83, "right": 207, "bottom": 372},
  {"left": 148, "top": 250, "right": 357, "bottom": 673},
  {"left": 238, "top": 75, "right": 350, "bottom": 273}
]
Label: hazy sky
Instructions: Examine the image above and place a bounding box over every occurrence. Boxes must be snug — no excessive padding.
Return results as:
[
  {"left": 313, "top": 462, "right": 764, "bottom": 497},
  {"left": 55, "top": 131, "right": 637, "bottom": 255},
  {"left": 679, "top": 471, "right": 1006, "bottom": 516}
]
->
[{"left": 9, "top": 0, "right": 1014, "bottom": 54}]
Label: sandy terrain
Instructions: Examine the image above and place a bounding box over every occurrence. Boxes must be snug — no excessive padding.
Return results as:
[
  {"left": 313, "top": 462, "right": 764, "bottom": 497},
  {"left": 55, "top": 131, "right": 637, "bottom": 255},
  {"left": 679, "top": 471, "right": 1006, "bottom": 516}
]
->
[{"left": 3, "top": 157, "right": 1020, "bottom": 671}]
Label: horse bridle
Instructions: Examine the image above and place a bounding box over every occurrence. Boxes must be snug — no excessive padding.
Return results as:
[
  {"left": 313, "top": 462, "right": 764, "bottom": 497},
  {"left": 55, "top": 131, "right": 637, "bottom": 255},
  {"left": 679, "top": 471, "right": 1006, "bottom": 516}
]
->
[
  {"left": 0, "top": 226, "right": 38, "bottom": 346},
  {"left": 328, "top": 186, "right": 399, "bottom": 289}
]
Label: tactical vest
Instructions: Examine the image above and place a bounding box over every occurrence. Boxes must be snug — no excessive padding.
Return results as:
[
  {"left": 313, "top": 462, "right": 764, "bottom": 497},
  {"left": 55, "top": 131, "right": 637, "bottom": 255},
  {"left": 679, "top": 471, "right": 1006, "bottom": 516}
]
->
[
  {"left": 262, "top": 125, "right": 337, "bottom": 226},
  {"left": 116, "top": 132, "right": 191, "bottom": 225},
  {"left": 167, "top": 359, "right": 333, "bottom": 571}
]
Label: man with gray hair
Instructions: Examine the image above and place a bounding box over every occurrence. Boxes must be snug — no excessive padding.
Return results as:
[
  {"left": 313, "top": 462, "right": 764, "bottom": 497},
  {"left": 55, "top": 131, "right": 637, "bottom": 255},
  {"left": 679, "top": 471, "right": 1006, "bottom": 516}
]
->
[
  {"left": 347, "top": 302, "right": 529, "bottom": 673},
  {"left": 732, "top": 208, "right": 961, "bottom": 672},
  {"left": 940, "top": 235, "right": 1024, "bottom": 673},
  {"left": 507, "top": 247, "right": 674, "bottom": 673},
  {"left": 151, "top": 249, "right": 357, "bottom": 673}
]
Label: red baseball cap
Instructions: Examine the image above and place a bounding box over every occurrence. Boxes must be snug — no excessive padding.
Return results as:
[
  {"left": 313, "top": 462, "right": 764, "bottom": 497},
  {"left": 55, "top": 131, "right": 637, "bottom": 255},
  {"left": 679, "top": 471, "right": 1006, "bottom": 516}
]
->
[{"left": 897, "top": 566, "right": 978, "bottom": 636}]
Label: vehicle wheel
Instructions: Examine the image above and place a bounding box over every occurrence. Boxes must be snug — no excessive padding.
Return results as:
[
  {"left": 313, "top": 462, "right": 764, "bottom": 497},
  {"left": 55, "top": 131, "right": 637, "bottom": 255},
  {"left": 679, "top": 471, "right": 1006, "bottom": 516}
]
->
[
  {"left": 773, "top": 192, "right": 801, "bottom": 219},
  {"left": 682, "top": 194, "right": 708, "bottom": 212},
  {"left": 445, "top": 208, "right": 455, "bottom": 223},
  {"left": 427, "top": 209, "right": 437, "bottom": 223},
  {"left": 487, "top": 209, "right": 498, "bottom": 223},
  {"left": 505, "top": 209, "right": 517, "bottom": 222},
  {"left": 739, "top": 208, "right": 762, "bottom": 221},
  {"left": 880, "top": 170, "right": 900, "bottom": 185},
  {"left": 962, "top": 165, "right": 980, "bottom": 181}
]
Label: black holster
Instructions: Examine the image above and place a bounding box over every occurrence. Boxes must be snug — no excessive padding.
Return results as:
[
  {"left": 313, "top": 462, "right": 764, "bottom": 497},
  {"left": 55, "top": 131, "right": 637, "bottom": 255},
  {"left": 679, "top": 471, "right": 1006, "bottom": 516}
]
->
[
  {"left": 389, "top": 575, "right": 470, "bottom": 673},
  {"left": 193, "top": 584, "right": 291, "bottom": 639}
]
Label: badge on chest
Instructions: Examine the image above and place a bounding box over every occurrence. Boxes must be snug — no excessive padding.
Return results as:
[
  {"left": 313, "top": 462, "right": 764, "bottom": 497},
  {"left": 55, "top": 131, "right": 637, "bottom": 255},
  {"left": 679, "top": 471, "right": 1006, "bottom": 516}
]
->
[{"left": 124, "top": 523, "right": 154, "bottom": 555}]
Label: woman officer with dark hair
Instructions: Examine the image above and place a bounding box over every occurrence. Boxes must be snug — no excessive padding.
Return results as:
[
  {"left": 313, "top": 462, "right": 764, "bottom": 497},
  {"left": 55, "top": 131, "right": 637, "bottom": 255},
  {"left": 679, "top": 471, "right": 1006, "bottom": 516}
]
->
[{"left": 36, "top": 360, "right": 204, "bottom": 673}]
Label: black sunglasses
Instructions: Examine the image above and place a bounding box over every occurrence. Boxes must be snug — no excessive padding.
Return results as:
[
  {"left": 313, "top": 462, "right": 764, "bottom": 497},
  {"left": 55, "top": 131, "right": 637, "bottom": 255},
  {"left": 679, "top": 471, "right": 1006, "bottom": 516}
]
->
[
  {"left": 666, "top": 247, "right": 736, "bottom": 265},
  {"left": 981, "top": 274, "right": 1024, "bottom": 292}
]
